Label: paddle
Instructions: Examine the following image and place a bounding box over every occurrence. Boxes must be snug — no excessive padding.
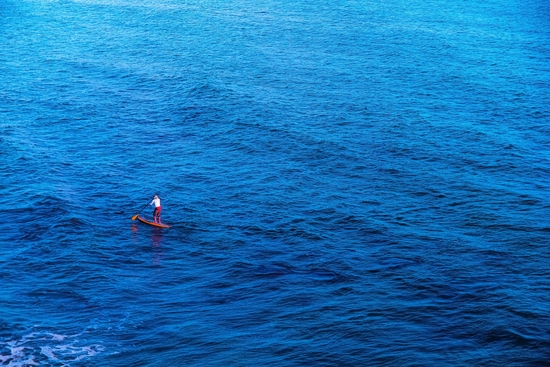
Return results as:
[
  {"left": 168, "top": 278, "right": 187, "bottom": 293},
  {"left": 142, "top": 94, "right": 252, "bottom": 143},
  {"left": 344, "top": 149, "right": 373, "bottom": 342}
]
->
[{"left": 131, "top": 198, "right": 153, "bottom": 221}]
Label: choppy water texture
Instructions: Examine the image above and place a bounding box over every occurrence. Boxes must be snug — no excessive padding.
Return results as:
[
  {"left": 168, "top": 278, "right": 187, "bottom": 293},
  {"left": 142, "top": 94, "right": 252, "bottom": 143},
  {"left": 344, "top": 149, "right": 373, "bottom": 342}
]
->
[{"left": 1, "top": 0, "right": 549, "bottom": 365}]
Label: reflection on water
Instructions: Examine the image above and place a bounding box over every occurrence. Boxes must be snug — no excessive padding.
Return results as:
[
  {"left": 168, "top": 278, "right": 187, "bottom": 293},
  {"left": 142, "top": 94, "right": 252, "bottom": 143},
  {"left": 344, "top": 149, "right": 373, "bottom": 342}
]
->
[
  {"left": 151, "top": 228, "right": 164, "bottom": 266},
  {"left": 131, "top": 223, "right": 164, "bottom": 265}
]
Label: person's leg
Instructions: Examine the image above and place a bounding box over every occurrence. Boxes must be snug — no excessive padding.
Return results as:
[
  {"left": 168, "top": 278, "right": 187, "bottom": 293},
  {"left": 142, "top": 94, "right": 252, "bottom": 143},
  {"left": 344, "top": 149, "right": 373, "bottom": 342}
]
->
[{"left": 153, "top": 207, "right": 159, "bottom": 223}]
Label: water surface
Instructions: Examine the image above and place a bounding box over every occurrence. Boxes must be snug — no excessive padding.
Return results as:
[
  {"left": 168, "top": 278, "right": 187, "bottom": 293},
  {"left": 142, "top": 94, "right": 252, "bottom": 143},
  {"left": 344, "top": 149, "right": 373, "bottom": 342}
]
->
[{"left": 1, "top": 0, "right": 549, "bottom": 365}]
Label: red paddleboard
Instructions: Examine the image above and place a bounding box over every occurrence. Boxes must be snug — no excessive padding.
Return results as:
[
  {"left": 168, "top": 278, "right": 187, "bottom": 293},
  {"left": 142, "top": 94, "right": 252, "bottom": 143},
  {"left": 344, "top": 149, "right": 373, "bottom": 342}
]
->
[{"left": 137, "top": 216, "right": 170, "bottom": 228}]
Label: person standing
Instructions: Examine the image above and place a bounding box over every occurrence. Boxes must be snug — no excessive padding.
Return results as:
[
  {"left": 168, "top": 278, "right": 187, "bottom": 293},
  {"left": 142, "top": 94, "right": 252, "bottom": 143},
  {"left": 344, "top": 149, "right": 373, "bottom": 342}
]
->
[{"left": 150, "top": 195, "right": 162, "bottom": 223}]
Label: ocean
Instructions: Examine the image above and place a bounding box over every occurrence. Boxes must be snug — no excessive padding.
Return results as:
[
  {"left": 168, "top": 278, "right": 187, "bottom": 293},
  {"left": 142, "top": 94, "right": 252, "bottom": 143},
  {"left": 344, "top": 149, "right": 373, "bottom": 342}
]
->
[{"left": 1, "top": 0, "right": 549, "bottom": 365}]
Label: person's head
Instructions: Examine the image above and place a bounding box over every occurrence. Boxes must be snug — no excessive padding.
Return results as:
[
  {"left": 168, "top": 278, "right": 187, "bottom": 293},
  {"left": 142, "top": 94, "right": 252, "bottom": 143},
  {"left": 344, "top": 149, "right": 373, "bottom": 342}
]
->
[{"left": 154, "top": 195, "right": 159, "bottom": 199}]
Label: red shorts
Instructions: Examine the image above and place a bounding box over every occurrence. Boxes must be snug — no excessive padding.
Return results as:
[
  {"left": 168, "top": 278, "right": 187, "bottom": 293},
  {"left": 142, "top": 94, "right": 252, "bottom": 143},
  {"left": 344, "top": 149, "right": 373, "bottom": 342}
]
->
[{"left": 154, "top": 206, "right": 162, "bottom": 212}]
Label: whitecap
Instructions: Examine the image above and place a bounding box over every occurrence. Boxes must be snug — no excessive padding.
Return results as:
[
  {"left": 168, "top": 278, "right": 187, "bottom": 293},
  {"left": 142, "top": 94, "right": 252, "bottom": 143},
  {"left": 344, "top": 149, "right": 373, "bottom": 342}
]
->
[{"left": 0, "top": 329, "right": 105, "bottom": 367}]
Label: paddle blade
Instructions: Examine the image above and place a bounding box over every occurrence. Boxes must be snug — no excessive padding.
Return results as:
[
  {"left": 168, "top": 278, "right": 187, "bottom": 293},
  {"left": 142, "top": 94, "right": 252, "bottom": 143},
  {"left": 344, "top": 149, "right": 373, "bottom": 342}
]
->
[{"left": 131, "top": 214, "right": 139, "bottom": 220}]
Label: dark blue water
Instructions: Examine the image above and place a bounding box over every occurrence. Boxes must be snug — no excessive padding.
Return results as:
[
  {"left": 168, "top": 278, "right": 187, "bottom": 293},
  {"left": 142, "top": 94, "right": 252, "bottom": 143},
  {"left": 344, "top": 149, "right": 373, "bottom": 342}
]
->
[{"left": 1, "top": 0, "right": 549, "bottom": 365}]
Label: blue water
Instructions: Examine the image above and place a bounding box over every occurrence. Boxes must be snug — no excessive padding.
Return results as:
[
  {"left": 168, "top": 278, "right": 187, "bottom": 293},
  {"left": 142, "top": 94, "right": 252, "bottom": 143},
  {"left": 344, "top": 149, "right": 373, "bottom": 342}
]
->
[{"left": 1, "top": 0, "right": 549, "bottom": 365}]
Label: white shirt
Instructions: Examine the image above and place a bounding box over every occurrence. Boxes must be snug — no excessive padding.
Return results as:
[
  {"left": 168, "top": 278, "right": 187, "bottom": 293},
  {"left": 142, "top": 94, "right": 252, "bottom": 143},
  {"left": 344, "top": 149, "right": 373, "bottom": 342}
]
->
[{"left": 150, "top": 198, "right": 161, "bottom": 207}]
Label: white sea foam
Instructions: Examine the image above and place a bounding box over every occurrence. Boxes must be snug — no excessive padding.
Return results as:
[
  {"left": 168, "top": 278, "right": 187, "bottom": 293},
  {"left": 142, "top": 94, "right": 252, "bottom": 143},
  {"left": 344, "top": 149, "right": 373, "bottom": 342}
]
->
[{"left": 0, "top": 330, "right": 104, "bottom": 367}]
